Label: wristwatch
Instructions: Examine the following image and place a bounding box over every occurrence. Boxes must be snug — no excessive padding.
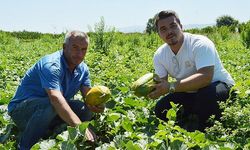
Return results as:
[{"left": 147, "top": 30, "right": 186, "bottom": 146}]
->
[{"left": 169, "top": 82, "right": 176, "bottom": 93}]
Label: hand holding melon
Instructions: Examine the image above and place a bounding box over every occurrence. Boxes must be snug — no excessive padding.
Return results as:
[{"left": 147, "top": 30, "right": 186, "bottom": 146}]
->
[{"left": 131, "top": 73, "right": 160, "bottom": 97}]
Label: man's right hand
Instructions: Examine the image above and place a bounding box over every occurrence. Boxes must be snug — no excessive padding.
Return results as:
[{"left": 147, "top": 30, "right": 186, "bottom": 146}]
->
[{"left": 85, "top": 127, "right": 97, "bottom": 142}]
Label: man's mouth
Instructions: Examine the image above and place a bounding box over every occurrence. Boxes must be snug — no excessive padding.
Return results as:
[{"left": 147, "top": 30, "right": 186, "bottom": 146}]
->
[{"left": 166, "top": 34, "right": 175, "bottom": 40}]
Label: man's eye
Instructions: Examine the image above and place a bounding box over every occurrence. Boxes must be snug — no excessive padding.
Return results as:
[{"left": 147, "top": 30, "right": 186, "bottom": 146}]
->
[
  {"left": 160, "top": 28, "right": 166, "bottom": 32},
  {"left": 171, "top": 24, "right": 177, "bottom": 28}
]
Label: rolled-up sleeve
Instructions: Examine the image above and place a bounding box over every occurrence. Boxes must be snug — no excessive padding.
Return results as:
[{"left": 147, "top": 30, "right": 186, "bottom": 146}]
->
[{"left": 39, "top": 62, "right": 61, "bottom": 91}]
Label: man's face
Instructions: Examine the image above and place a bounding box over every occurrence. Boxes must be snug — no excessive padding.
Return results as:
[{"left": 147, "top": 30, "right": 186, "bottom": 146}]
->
[
  {"left": 157, "top": 16, "right": 183, "bottom": 46},
  {"left": 63, "top": 36, "right": 88, "bottom": 69}
]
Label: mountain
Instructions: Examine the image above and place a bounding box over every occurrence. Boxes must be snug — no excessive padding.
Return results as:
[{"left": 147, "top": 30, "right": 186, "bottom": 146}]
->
[
  {"left": 117, "top": 24, "right": 214, "bottom": 33},
  {"left": 183, "top": 24, "right": 214, "bottom": 30}
]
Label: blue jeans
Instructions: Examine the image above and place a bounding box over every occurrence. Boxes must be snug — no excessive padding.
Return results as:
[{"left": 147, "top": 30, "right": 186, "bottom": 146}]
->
[
  {"left": 154, "top": 81, "right": 233, "bottom": 131},
  {"left": 8, "top": 97, "right": 93, "bottom": 150}
]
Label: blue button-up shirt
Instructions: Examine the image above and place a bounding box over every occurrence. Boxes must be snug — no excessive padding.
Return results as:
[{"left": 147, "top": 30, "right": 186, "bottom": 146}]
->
[{"left": 8, "top": 50, "right": 91, "bottom": 112}]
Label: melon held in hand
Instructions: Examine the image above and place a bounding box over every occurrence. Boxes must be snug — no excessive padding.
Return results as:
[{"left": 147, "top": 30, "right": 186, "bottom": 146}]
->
[
  {"left": 85, "top": 86, "right": 111, "bottom": 105},
  {"left": 132, "top": 73, "right": 160, "bottom": 97}
]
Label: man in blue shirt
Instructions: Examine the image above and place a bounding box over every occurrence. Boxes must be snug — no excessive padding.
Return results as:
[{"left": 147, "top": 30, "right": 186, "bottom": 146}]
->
[{"left": 8, "top": 30, "right": 104, "bottom": 149}]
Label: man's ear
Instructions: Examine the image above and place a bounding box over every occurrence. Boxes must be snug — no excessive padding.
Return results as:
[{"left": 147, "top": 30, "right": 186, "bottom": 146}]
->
[
  {"left": 63, "top": 43, "right": 66, "bottom": 50},
  {"left": 180, "top": 23, "right": 183, "bottom": 30}
]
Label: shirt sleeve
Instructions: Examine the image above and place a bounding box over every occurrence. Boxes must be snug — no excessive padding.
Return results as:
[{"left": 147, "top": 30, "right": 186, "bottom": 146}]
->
[
  {"left": 39, "top": 62, "right": 61, "bottom": 91},
  {"left": 153, "top": 54, "right": 168, "bottom": 78},
  {"left": 193, "top": 39, "right": 216, "bottom": 70}
]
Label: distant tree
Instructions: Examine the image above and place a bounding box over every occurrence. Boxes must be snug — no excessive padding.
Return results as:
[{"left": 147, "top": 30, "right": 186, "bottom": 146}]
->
[
  {"left": 145, "top": 16, "right": 157, "bottom": 34},
  {"left": 238, "top": 21, "right": 250, "bottom": 33},
  {"left": 216, "top": 15, "right": 239, "bottom": 27}
]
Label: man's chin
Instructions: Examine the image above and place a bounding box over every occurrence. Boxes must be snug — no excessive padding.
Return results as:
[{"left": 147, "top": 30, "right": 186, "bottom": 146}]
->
[
  {"left": 74, "top": 62, "right": 82, "bottom": 66},
  {"left": 166, "top": 40, "right": 178, "bottom": 46}
]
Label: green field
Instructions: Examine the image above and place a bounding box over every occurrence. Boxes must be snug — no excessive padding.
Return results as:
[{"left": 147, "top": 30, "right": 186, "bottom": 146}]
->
[{"left": 0, "top": 25, "right": 250, "bottom": 149}]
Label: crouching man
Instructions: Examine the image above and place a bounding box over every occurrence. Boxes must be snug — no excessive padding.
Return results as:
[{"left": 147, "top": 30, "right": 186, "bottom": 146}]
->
[{"left": 8, "top": 30, "right": 104, "bottom": 149}]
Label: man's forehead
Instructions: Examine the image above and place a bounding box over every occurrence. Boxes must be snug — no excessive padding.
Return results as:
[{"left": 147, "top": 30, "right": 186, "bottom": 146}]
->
[
  {"left": 159, "top": 16, "right": 178, "bottom": 25},
  {"left": 69, "top": 36, "right": 88, "bottom": 43}
]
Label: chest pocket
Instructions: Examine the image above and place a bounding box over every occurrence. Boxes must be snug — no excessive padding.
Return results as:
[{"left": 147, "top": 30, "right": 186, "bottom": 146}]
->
[{"left": 184, "top": 60, "right": 193, "bottom": 69}]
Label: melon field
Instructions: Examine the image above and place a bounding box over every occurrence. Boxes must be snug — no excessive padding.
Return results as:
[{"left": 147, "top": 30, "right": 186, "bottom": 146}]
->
[{"left": 0, "top": 24, "right": 250, "bottom": 149}]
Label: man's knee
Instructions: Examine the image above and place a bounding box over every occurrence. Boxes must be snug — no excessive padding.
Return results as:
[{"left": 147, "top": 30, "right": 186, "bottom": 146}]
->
[
  {"left": 197, "top": 84, "right": 216, "bottom": 99},
  {"left": 196, "top": 81, "right": 230, "bottom": 101},
  {"left": 68, "top": 100, "right": 93, "bottom": 121}
]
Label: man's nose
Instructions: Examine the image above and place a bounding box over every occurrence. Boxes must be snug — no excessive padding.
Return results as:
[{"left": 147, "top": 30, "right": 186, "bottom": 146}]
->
[
  {"left": 167, "top": 29, "right": 173, "bottom": 35},
  {"left": 77, "top": 49, "right": 85, "bottom": 57}
]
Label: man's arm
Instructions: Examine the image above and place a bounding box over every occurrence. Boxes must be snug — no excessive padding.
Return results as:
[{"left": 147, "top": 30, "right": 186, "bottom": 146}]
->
[
  {"left": 47, "top": 88, "right": 98, "bottom": 142},
  {"left": 46, "top": 89, "right": 81, "bottom": 127},
  {"left": 175, "top": 66, "right": 214, "bottom": 92},
  {"left": 148, "top": 66, "right": 214, "bottom": 99}
]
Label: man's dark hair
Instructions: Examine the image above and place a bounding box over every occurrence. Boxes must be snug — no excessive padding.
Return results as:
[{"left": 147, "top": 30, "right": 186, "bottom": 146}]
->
[{"left": 155, "top": 10, "right": 181, "bottom": 29}]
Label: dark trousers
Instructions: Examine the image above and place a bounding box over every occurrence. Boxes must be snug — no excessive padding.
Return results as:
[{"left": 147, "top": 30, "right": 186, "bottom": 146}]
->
[
  {"left": 9, "top": 98, "right": 93, "bottom": 150},
  {"left": 154, "top": 81, "right": 232, "bottom": 131}
]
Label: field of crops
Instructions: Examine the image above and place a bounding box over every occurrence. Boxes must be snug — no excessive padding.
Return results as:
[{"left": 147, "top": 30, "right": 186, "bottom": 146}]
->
[{"left": 0, "top": 25, "right": 250, "bottom": 149}]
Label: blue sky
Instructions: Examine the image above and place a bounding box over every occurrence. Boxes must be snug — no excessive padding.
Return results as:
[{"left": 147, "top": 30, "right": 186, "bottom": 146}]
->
[{"left": 1, "top": 0, "right": 249, "bottom": 33}]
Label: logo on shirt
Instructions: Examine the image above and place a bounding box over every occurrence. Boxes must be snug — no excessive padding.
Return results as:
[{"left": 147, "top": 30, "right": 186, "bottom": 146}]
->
[{"left": 185, "top": 61, "right": 192, "bottom": 68}]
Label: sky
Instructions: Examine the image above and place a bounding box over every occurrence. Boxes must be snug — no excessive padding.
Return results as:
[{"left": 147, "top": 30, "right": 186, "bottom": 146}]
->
[{"left": 1, "top": 0, "right": 250, "bottom": 33}]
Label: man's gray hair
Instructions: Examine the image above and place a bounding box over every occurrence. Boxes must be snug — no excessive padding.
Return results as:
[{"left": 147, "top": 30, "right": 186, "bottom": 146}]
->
[{"left": 64, "top": 30, "right": 89, "bottom": 44}]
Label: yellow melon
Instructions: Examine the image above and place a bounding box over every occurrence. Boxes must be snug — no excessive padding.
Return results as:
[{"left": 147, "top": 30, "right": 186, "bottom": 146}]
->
[{"left": 85, "top": 86, "right": 111, "bottom": 105}]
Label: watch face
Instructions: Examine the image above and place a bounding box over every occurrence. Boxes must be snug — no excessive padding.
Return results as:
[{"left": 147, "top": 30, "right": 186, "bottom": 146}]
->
[
  {"left": 169, "top": 82, "right": 175, "bottom": 93},
  {"left": 170, "top": 87, "right": 174, "bottom": 93}
]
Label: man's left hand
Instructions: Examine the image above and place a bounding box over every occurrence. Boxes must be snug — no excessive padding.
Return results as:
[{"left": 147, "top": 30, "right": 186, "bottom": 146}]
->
[
  {"left": 148, "top": 80, "right": 169, "bottom": 99},
  {"left": 87, "top": 104, "right": 105, "bottom": 113}
]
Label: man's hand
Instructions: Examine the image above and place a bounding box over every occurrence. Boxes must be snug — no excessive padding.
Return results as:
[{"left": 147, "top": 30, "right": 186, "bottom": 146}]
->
[
  {"left": 87, "top": 103, "right": 105, "bottom": 113},
  {"left": 85, "top": 127, "right": 97, "bottom": 142},
  {"left": 148, "top": 80, "right": 170, "bottom": 99}
]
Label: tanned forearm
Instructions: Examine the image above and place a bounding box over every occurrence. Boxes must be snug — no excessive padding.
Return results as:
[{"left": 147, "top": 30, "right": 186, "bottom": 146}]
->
[
  {"left": 47, "top": 90, "right": 81, "bottom": 127},
  {"left": 174, "top": 66, "right": 214, "bottom": 92}
]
